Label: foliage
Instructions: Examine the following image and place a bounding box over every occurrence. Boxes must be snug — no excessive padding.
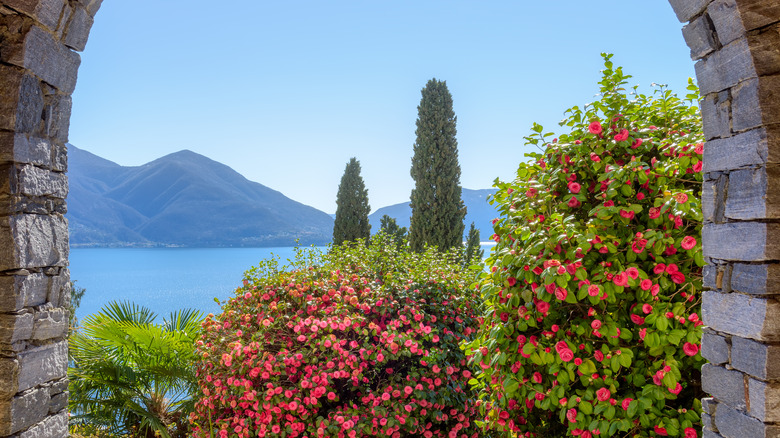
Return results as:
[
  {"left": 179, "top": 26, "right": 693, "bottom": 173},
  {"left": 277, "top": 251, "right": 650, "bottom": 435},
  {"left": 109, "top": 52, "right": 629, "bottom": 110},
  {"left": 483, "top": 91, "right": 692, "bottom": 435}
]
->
[
  {"left": 379, "top": 214, "right": 408, "bottom": 249},
  {"left": 464, "top": 222, "right": 484, "bottom": 268},
  {"left": 69, "top": 280, "right": 87, "bottom": 334},
  {"left": 333, "top": 157, "right": 372, "bottom": 246},
  {"left": 69, "top": 301, "right": 204, "bottom": 438},
  {"left": 190, "top": 234, "right": 489, "bottom": 438},
  {"left": 69, "top": 424, "right": 130, "bottom": 438},
  {"left": 466, "top": 55, "right": 705, "bottom": 437},
  {"left": 410, "top": 78, "right": 466, "bottom": 252}
]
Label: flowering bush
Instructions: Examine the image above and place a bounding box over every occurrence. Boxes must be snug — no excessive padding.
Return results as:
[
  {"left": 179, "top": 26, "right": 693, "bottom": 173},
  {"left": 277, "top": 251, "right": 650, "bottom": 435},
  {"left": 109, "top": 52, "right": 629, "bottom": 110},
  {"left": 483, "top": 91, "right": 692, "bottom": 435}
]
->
[
  {"left": 466, "top": 55, "right": 705, "bottom": 437},
  {"left": 190, "top": 236, "right": 487, "bottom": 438}
]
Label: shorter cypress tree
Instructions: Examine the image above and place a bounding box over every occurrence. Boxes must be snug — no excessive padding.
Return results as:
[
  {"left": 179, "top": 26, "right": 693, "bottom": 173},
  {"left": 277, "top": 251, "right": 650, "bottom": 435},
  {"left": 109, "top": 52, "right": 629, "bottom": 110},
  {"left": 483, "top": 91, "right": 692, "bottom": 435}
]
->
[
  {"left": 379, "top": 215, "right": 408, "bottom": 249},
  {"left": 333, "top": 158, "right": 371, "bottom": 245},
  {"left": 463, "top": 222, "right": 483, "bottom": 267}
]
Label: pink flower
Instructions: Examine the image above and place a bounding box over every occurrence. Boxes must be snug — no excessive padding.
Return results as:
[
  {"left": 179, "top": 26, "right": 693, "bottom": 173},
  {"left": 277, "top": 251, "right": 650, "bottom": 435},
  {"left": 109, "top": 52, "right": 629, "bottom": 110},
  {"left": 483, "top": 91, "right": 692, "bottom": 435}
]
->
[
  {"left": 639, "top": 328, "right": 647, "bottom": 340},
  {"left": 631, "top": 314, "right": 645, "bottom": 325},
  {"left": 640, "top": 279, "right": 652, "bottom": 291},
  {"left": 588, "top": 285, "right": 600, "bottom": 297},
  {"left": 669, "top": 382, "right": 682, "bottom": 395},
  {"left": 568, "top": 197, "right": 581, "bottom": 208},
  {"left": 648, "top": 207, "right": 661, "bottom": 219},
  {"left": 684, "top": 427, "right": 698, "bottom": 438},
  {"left": 654, "top": 426, "right": 668, "bottom": 436},
  {"left": 693, "top": 161, "right": 703, "bottom": 172},
  {"left": 671, "top": 272, "right": 686, "bottom": 284},
  {"left": 568, "top": 182, "right": 581, "bottom": 193},
  {"left": 621, "top": 398, "right": 633, "bottom": 410},
  {"left": 559, "top": 349, "right": 574, "bottom": 362},
  {"left": 567, "top": 408, "right": 578, "bottom": 423},
  {"left": 626, "top": 267, "right": 639, "bottom": 279},
  {"left": 591, "top": 319, "right": 602, "bottom": 330},
  {"left": 594, "top": 351, "right": 604, "bottom": 362},
  {"left": 681, "top": 236, "right": 697, "bottom": 250},
  {"left": 683, "top": 342, "right": 699, "bottom": 357},
  {"left": 533, "top": 372, "right": 543, "bottom": 383},
  {"left": 614, "top": 129, "right": 629, "bottom": 142},
  {"left": 613, "top": 273, "right": 628, "bottom": 287},
  {"left": 555, "top": 287, "right": 568, "bottom": 301},
  {"left": 589, "top": 121, "right": 603, "bottom": 135},
  {"left": 596, "top": 388, "right": 611, "bottom": 401},
  {"left": 536, "top": 301, "right": 550, "bottom": 314},
  {"left": 653, "top": 263, "right": 666, "bottom": 274},
  {"left": 675, "top": 193, "right": 689, "bottom": 203},
  {"left": 642, "top": 304, "right": 653, "bottom": 314},
  {"left": 619, "top": 209, "right": 635, "bottom": 219}
]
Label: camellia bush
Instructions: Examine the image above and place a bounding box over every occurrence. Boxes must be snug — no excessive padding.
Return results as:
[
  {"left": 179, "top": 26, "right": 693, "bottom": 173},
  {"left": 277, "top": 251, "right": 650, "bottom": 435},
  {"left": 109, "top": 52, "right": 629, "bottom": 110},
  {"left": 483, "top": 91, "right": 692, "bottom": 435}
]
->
[
  {"left": 190, "top": 236, "right": 488, "bottom": 438},
  {"left": 465, "top": 55, "right": 705, "bottom": 437}
]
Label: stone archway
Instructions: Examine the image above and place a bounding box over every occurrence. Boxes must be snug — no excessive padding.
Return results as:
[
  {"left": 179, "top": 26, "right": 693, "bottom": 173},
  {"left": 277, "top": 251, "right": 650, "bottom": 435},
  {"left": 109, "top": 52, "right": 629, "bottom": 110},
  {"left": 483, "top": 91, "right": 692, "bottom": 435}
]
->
[{"left": 0, "top": 0, "right": 777, "bottom": 436}]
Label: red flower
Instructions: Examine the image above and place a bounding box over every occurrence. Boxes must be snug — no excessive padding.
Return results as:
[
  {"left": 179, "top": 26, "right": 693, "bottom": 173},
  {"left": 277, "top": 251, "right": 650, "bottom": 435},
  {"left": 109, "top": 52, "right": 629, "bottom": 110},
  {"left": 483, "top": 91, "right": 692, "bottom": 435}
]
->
[
  {"left": 653, "top": 263, "right": 666, "bottom": 274},
  {"left": 693, "top": 161, "right": 703, "bottom": 172},
  {"left": 614, "top": 129, "right": 629, "bottom": 142},
  {"left": 683, "top": 342, "right": 699, "bottom": 357},
  {"left": 671, "top": 272, "right": 686, "bottom": 284},
  {"left": 594, "top": 350, "right": 604, "bottom": 362},
  {"left": 648, "top": 207, "right": 661, "bottom": 219},
  {"left": 674, "top": 193, "right": 689, "bottom": 203},
  {"left": 533, "top": 372, "right": 543, "bottom": 383},
  {"left": 568, "top": 182, "right": 581, "bottom": 193},
  {"left": 654, "top": 426, "right": 668, "bottom": 436},
  {"left": 507, "top": 277, "right": 517, "bottom": 286},
  {"left": 559, "top": 348, "right": 574, "bottom": 362},
  {"left": 621, "top": 398, "right": 633, "bottom": 410},
  {"left": 567, "top": 408, "right": 578, "bottom": 423},
  {"left": 681, "top": 236, "right": 697, "bottom": 250},
  {"left": 587, "top": 285, "right": 600, "bottom": 297},
  {"left": 630, "top": 314, "right": 645, "bottom": 325},
  {"left": 626, "top": 267, "right": 639, "bottom": 279},
  {"left": 568, "top": 197, "right": 581, "bottom": 208},
  {"left": 589, "top": 121, "right": 603, "bottom": 135},
  {"left": 591, "top": 319, "right": 602, "bottom": 330},
  {"left": 619, "top": 209, "right": 635, "bottom": 219},
  {"left": 684, "top": 427, "right": 698, "bottom": 438},
  {"left": 640, "top": 279, "right": 652, "bottom": 290},
  {"left": 536, "top": 301, "right": 550, "bottom": 314},
  {"left": 642, "top": 303, "right": 653, "bottom": 314},
  {"left": 555, "top": 287, "right": 568, "bottom": 301},
  {"left": 596, "top": 387, "right": 610, "bottom": 401}
]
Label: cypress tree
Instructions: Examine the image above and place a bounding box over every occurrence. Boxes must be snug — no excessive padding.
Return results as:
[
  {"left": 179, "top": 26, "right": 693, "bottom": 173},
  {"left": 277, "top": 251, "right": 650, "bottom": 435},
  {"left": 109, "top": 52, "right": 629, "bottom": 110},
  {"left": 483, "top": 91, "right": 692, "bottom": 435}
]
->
[
  {"left": 463, "top": 222, "right": 484, "bottom": 267},
  {"left": 333, "top": 158, "right": 371, "bottom": 245},
  {"left": 409, "top": 78, "right": 466, "bottom": 252}
]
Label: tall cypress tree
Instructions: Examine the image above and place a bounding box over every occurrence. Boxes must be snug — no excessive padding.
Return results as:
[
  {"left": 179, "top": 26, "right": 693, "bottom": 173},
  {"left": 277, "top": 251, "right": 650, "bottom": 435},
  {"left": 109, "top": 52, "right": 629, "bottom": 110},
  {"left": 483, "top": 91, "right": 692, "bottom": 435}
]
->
[
  {"left": 333, "top": 157, "right": 371, "bottom": 245},
  {"left": 463, "top": 222, "right": 484, "bottom": 267},
  {"left": 409, "top": 78, "right": 466, "bottom": 252}
]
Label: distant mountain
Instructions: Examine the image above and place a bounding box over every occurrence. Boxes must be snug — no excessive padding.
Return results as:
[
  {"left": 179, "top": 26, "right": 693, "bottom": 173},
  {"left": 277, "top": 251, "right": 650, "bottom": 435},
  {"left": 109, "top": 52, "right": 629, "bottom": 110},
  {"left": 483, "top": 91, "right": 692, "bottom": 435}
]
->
[
  {"left": 67, "top": 145, "right": 335, "bottom": 247},
  {"left": 368, "top": 188, "right": 498, "bottom": 240}
]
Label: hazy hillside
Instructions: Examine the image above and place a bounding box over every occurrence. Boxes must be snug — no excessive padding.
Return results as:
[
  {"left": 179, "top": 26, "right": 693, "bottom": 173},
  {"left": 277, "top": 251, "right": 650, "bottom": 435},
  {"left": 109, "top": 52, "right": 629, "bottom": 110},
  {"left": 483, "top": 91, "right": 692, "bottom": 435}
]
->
[
  {"left": 368, "top": 188, "right": 497, "bottom": 240},
  {"left": 67, "top": 145, "right": 335, "bottom": 247}
]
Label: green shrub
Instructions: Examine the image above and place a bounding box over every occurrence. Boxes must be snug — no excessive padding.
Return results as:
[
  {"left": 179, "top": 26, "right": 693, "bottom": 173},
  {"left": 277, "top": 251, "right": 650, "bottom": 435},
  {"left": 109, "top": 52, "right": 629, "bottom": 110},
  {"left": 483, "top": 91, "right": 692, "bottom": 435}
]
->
[
  {"left": 465, "top": 55, "right": 705, "bottom": 437},
  {"left": 190, "top": 236, "right": 487, "bottom": 438}
]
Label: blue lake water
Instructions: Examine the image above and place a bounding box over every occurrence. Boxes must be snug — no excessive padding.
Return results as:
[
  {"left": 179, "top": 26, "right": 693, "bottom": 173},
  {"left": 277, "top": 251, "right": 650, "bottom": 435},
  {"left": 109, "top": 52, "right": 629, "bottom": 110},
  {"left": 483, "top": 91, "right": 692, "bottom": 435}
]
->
[{"left": 69, "top": 244, "right": 497, "bottom": 322}]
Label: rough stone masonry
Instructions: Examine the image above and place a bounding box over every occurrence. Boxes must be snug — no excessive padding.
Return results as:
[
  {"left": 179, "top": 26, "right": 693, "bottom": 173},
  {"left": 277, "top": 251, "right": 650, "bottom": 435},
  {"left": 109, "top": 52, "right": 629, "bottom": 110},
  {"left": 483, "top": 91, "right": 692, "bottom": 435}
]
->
[{"left": 0, "top": 0, "right": 777, "bottom": 437}]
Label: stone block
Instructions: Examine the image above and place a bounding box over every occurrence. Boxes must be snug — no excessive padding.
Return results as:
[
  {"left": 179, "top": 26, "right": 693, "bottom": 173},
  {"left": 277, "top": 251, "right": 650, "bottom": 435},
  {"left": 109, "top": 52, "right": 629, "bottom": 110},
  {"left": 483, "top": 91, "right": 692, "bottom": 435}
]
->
[
  {"left": 703, "top": 396, "right": 719, "bottom": 414},
  {"left": 703, "top": 431, "right": 725, "bottom": 438},
  {"left": 739, "top": 0, "right": 780, "bottom": 31},
  {"left": 749, "top": 23, "right": 780, "bottom": 76},
  {"left": 703, "top": 263, "right": 732, "bottom": 291},
  {"left": 15, "top": 72, "right": 44, "bottom": 134},
  {"left": 0, "top": 386, "right": 50, "bottom": 435},
  {"left": 703, "top": 291, "right": 780, "bottom": 341},
  {"left": 2, "top": 0, "right": 66, "bottom": 32},
  {"left": 47, "top": 377, "right": 66, "bottom": 396},
  {"left": 733, "top": 77, "right": 762, "bottom": 132},
  {"left": 1, "top": 23, "right": 81, "bottom": 94},
  {"left": 0, "top": 358, "right": 19, "bottom": 399},
  {"left": 702, "top": 363, "right": 747, "bottom": 410},
  {"left": 702, "top": 172, "right": 728, "bottom": 224},
  {"left": 732, "top": 263, "right": 780, "bottom": 295},
  {"left": 51, "top": 141, "right": 66, "bottom": 172},
  {"left": 16, "top": 340, "right": 67, "bottom": 392},
  {"left": 708, "top": 0, "right": 746, "bottom": 46},
  {"left": 63, "top": 3, "right": 93, "bottom": 51},
  {"left": 759, "top": 75, "right": 780, "bottom": 126},
  {"left": 695, "top": 37, "right": 757, "bottom": 95},
  {"left": 703, "top": 329, "right": 731, "bottom": 364},
  {"left": 703, "top": 128, "right": 769, "bottom": 173},
  {"left": 725, "top": 166, "right": 780, "bottom": 219},
  {"left": 31, "top": 306, "right": 67, "bottom": 340},
  {"left": 43, "top": 93, "right": 71, "bottom": 143},
  {"left": 732, "top": 336, "right": 780, "bottom": 380},
  {"left": 668, "top": 0, "right": 710, "bottom": 22},
  {"left": 0, "top": 132, "right": 53, "bottom": 167},
  {"left": 702, "top": 222, "right": 780, "bottom": 261},
  {"left": 701, "top": 90, "right": 731, "bottom": 141},
  {"left": 0, "top": 272, "right": 48, "bottom": 312},
  {"left": 0, "top": 311, "right": 33, "bottom": 344},
  {"left": 46, "top": 268, "right": 69, "bottom": 308},
  {"left": 9, "top": 164, "right": 68, "bottom": 198},
  {"left": 714, "top": 400, "right": 780, "bottom": 438},
  {"left": 750, "top": 378, "right": 780, "bottom": 422},
  {"left": 47, "top": 390, "right": 66, "bottom": 414},
  {"left": 683, "top": 13, "right": 719, "bottom": 60},
  {"left": 77, "top": 0, "right": 102, "bottom": 17},
  {"left": 15, "top": 409, "right": 67, "bottom": 438},
  {"left": 0, "top": 214, "right": 68, "bottom": 270}
]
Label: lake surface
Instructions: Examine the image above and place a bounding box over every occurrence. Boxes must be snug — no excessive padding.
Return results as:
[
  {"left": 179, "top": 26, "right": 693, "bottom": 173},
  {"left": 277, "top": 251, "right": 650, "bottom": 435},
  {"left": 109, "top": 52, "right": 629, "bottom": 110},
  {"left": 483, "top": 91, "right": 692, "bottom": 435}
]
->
[{"left": 70, "top": 244, "right": 497, "bottom": 323}]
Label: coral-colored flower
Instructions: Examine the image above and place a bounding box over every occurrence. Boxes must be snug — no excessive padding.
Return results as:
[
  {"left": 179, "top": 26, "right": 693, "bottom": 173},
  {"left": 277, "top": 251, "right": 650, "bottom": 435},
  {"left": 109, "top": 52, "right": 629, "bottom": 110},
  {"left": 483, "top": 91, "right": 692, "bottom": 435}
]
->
[
  {"left": 683, "top": 342, "right": 699, "bottom": 357},
  {"left": 681, "top": 236, "right": 697, "bottom": 250},
  {"left": 589, "top": 121, "right": 603, "bottom": 135},
  {"left": 675, "top": 193, "right": 689, "bottom": 203},
  {"left": 614, "top": 129, "right": 629, "bottom": 142}
]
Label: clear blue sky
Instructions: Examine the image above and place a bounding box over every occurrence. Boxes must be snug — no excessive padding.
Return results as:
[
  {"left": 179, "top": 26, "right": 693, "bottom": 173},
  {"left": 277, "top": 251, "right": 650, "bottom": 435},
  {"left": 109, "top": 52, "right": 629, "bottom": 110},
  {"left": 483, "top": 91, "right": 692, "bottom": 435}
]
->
[{"left": 69, "top": 1, "right": 696, "bottom": 214}]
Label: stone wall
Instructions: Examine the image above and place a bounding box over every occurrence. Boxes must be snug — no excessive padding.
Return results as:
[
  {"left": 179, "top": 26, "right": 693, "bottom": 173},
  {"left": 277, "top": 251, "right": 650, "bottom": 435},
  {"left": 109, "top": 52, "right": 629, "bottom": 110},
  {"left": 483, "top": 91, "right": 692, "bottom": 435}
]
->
[
  {"left": 670, "top": 0, "right": 780, "bottom": 436},
  {"left": 0, "top": 0, "right": 99, "bottom": 436}
]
